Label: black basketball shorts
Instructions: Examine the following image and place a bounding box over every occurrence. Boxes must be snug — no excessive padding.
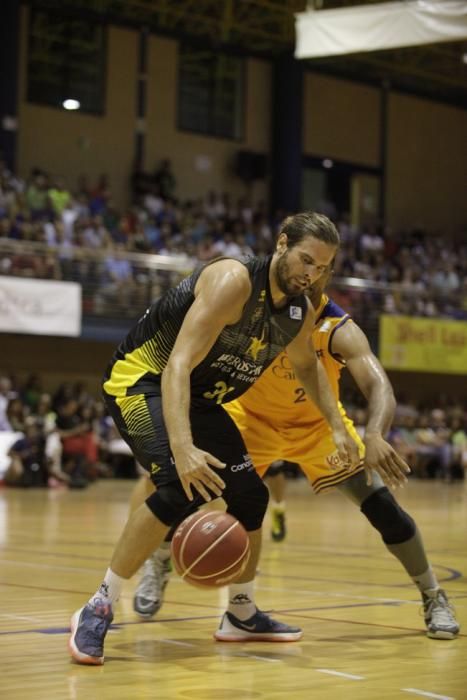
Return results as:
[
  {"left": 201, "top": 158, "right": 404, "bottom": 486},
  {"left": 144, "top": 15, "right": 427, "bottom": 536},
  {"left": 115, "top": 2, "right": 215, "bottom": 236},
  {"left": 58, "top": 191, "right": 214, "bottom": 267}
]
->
[{"left": 103, "top": 391, "right": 263, "bottom": 498}]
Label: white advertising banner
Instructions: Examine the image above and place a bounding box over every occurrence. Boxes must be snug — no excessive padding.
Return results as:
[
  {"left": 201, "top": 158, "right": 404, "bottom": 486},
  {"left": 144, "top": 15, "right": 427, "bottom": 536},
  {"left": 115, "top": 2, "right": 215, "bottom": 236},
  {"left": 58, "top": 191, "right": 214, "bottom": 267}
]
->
[
  {"left": 295, "top": 1, "right": 467, "bottom": 59},
  {"left": 0, "top": 277, "right": 82, "bottom": 337}
]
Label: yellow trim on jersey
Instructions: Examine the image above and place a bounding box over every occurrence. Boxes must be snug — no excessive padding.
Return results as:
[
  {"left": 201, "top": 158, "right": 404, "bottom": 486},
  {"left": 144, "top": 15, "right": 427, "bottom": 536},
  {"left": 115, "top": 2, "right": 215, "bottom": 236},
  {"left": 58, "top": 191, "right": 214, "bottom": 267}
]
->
[{"left": 104, "top": 326, "right": 175, "bottom": 397}]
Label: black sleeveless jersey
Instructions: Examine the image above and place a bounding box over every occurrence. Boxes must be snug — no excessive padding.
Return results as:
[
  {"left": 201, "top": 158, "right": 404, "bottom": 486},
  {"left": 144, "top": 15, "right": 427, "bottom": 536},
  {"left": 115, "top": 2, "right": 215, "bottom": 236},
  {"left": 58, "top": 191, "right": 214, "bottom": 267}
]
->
[{"left": 103, "top": 256, "right": 308, "bottom": 406}]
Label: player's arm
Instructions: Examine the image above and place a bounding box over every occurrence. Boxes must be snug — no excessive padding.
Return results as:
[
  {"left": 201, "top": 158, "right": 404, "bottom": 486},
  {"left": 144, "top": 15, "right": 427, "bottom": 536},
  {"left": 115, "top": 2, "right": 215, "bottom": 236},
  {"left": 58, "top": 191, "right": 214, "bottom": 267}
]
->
[
  {"left": 331, "top": 320, "right": 411, "bottom": 488},
  {"left": 286, "top": 300, "right": 360, "bottom": 469},
  {"left": 162, "top": 259, "right": 251, "bottom": 501}
]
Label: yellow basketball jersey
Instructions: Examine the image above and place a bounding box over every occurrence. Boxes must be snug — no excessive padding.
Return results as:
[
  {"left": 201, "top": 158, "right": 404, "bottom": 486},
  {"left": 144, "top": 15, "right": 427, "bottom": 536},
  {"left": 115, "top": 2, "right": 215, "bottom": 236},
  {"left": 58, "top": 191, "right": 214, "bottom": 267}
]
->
[{"left": 227, "top": 294, "right": 351, "bottom": 426}]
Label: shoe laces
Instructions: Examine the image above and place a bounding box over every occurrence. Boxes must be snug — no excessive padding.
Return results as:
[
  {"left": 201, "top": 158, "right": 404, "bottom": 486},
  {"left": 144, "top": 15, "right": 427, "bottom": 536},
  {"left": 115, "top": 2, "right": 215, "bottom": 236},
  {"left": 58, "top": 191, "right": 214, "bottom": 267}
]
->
[
  {"left": 89, "top": 598, "right": 112, "bottom": 618},
  {"left": 423, "top": 590, "right": 457, "bottom": 625}
]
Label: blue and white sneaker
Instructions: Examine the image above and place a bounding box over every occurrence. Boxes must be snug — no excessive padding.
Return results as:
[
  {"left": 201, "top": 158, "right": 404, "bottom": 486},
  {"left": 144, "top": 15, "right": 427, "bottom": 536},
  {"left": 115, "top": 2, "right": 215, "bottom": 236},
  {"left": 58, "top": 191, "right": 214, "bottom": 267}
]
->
[
  {"left": 68, "top": 599, "right": 114, "bottom": 665},
  {"left": 214, "top": 608, "right": 303, "bottom": 642}
]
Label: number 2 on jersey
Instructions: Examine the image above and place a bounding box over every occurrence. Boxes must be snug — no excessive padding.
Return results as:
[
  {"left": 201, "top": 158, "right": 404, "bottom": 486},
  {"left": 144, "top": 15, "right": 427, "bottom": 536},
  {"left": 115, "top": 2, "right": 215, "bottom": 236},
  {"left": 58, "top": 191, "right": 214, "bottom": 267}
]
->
[{"left": 294, "top": 387, "right": 306, "bottom": 403}]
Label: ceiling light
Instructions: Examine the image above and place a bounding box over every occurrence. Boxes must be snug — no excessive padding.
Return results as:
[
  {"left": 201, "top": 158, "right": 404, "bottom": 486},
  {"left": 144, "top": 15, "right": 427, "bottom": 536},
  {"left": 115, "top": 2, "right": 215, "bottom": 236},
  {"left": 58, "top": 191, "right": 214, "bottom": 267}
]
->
[{"left": 62, "top": 99, "right": 80, "bottom": 111}]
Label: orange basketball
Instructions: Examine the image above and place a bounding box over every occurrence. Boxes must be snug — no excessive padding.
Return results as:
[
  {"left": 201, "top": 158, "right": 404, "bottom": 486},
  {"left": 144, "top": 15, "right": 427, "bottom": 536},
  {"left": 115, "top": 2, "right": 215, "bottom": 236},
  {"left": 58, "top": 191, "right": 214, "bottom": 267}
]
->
[{"left": 170, "top": 510, "right": 250, "bottom": 587}]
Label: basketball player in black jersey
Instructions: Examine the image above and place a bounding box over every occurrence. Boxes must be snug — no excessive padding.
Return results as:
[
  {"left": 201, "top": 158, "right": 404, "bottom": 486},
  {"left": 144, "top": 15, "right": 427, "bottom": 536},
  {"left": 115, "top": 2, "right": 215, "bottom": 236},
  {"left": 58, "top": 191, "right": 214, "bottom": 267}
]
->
[{"left": 69, "top": 211, "right": 361, "bottom": 665}]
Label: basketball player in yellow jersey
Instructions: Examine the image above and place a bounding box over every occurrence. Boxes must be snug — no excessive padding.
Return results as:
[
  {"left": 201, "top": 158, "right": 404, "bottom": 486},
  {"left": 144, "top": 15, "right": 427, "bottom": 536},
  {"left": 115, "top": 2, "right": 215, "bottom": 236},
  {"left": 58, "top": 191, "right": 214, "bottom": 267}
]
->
[
  {"left": 224, "top": 277, "right": 460, "bottom": 639},
  {"left": 225, "top": 293, "right": 368, "bottom": 499}
]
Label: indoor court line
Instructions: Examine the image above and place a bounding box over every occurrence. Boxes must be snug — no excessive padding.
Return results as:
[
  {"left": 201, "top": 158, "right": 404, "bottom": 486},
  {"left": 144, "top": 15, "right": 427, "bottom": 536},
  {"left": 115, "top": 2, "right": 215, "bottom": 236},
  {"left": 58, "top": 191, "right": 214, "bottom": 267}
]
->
[
  {"left": 235, "top": 653, "right": 282, "bottom": 664},
  {"left": 257, "top": 566, "right": 463, "bottom": 587},
  {"left": 316, "top": 668, "right": 364, "bottom": 680},
  {"left": 158, "top": 638, "right": 196, "bottom": 648},
  {"left": 402, "top": 688, "right": 455, "bottom": 700},
  {"left": 1, "top": 553, "right": 462, "bottom": 591},
  {"left": 2, "top": 605, "right": 465, "bottom": 639}
]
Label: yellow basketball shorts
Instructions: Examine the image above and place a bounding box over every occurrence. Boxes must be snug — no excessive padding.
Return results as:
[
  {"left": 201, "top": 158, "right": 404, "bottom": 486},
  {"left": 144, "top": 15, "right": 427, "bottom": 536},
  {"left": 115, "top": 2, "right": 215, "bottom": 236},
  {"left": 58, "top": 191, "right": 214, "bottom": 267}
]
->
[{"left": 224, "top": 401, "right": 365, "bottom": 494}]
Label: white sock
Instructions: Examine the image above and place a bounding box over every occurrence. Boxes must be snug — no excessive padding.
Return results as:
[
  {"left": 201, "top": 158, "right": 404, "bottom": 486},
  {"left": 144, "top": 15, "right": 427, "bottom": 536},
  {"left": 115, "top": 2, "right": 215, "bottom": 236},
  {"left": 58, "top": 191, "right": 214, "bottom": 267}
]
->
[
  {"left": 272, "top": 501, "right": 285, "bottom": 513},
  {"left": 412, "top": 566, "right": 439, "bottom": 595},
  {"left": 89, "top": 568, "right": 123, "bottom": 606},
  {"left": 228, "top": 580, "right": 256, "bottom": 620},
  {"left": 155, "top": 542, "right": 171, "bottom": 561}
]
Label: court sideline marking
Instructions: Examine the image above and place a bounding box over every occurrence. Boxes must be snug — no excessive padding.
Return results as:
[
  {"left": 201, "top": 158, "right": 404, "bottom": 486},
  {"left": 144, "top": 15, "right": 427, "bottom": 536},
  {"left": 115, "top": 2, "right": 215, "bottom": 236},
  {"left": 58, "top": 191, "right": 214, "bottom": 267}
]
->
[
  {"left": 402, "top": 688, "right": 455, "bottom": 700},
  {"left": 316, "top": 669, "right": 364, "bottom": 680}
]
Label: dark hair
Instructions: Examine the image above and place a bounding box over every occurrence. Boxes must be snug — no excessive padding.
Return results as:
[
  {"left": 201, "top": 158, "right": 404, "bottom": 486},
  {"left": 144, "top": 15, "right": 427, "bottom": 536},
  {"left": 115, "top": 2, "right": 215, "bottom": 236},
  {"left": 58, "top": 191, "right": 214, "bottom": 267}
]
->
[{"left": 279, "top": 211, "right": 340, "bottom": 248}]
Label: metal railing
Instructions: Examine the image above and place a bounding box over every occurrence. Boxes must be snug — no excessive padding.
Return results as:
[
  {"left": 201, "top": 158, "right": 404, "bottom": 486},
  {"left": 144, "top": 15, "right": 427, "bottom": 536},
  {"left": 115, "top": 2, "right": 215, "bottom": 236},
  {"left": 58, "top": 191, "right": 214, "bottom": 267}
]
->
[{"left": 1, "top": 239, "right": 465, "bottom": 341}]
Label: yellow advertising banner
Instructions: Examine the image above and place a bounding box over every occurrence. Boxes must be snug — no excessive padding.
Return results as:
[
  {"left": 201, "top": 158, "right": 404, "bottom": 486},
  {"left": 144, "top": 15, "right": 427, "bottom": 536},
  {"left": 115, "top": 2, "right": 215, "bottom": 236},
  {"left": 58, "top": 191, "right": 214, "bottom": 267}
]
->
[{"left": 379, "top": 315, "right": 467, "bottom": 375}]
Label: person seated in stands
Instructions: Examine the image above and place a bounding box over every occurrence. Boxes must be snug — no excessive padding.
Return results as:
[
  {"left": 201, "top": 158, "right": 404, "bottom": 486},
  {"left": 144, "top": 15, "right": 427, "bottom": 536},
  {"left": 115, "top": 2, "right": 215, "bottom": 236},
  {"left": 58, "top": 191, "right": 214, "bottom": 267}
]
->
[
  {"left": 25, "top": 171, "right": 50, "bottom": 221},
  {"left": 5, "top": 418, "right": 48, "bottom": 488},
  {"left": 102, "top": 415, "right": 137, "bottom": 479},
  {"left": 55, "top": 399, "right": 99, "bottom": 487},
  {"left": 6, "top": 397, "right": 27, "bottom": 433},
  {"left": 36, "top": 393, "right": 70, "bottom": 487},
  {"left": 48, "top": 177, "right": 71, "bottom": 216},
  {"left": 450, "top": 418, "right": 467, "bottom": 481},
  {"left": 414, "top": 410, "right": 452, "bottom": 480},
  {"left": 95, "top": 243, "right": 136, "bottom": 315},
  {"left": 388, "top": 414, "right": 418, "bottom": 474}
]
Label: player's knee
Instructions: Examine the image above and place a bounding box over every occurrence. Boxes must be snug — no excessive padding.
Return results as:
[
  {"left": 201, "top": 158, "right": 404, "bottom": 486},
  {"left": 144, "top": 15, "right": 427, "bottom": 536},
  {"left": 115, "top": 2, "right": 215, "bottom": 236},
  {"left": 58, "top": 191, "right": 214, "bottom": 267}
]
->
[
  {"left": 265, "top": 460, "right": 285, "bottom": 478},
  {"left": 226, "top": 482, "right": 269, "bottom": 531},
  {"left": 360, "top": 487, "right": 416, "bottom": 545},
  {"left": 145, "top": 482, "right": 193, "bottom": 526}
]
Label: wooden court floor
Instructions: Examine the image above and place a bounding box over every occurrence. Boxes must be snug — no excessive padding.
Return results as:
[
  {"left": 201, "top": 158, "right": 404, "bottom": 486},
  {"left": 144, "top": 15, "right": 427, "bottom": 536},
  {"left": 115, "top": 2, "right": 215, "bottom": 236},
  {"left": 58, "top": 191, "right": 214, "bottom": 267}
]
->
[{"left": 0, "top": 478, "right": 466, "bottom": 700}]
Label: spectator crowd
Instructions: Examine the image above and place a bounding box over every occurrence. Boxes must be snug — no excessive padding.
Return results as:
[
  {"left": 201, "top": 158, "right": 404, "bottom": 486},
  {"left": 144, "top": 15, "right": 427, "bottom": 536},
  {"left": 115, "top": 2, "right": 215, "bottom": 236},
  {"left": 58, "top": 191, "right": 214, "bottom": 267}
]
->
[
  {"left": 0, "top": 373, "right": 137, "bottom": 489},
  {"left": 0, "top": 159, "right": 466, "bottom": 489},
  {"left": 1, "top": 158, "right": 466, "bottom": 322},
  {"left": 0, "top": 372, "right": 465, "bottom": 490}
]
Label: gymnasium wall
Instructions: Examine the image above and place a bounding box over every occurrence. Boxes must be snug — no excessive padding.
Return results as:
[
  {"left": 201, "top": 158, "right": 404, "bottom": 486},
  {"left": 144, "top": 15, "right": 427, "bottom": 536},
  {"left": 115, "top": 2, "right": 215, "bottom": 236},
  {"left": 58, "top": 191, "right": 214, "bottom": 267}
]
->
[
  {"left": 0, "top": 335, "right": 114, "bottom": 395},
  {"left": 303, "top": 72, "right": 381, "bottom": 168},
  {"left": 144, "top": 36, "right": 271, "bottom": 202},
  {"left": 16, "top": 7, "right": 270, "bottom": 206},
  {"left": 15, "top": 6, "right": 466, "bottom": 229},
  {"left": 303, "top": 72, "right": 467, "bottom": 233},
  {"left": 386, "top": 93, "right": 467, "bottom": 233},
  {"left": 17, "top": 10, "right": 137, "bottom": 209}
]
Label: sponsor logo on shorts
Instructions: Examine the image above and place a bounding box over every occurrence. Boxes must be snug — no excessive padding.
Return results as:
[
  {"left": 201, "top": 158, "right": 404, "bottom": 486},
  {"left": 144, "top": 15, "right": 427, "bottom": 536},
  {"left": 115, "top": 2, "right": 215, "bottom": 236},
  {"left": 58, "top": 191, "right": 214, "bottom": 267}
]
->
[
  {"left": 151, "top": 462, "right": 161, "bottom": 474},
  {"left": 231, "top": 454, "right": 254, "bottom": 472},
  {"left": 326, "top": 451, "right": 342, "bottom": 470}
]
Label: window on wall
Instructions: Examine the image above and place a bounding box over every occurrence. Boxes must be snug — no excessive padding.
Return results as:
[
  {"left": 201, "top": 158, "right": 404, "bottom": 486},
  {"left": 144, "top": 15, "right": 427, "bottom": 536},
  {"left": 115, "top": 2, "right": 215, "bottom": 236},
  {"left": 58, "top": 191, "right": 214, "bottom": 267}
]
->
[
  {"left": 27, "top": 10, "right": 106, "bottom": 115},
  {"left": 178, "top": 45, "right": 244, "bottom": 140}
]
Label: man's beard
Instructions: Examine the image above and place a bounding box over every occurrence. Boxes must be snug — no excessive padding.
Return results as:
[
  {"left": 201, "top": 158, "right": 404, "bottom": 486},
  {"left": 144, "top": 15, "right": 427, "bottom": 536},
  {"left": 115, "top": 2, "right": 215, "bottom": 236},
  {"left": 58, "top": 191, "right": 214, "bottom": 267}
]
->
[{"left": 275, "top": 253, "right": 298, "bottom": 296}]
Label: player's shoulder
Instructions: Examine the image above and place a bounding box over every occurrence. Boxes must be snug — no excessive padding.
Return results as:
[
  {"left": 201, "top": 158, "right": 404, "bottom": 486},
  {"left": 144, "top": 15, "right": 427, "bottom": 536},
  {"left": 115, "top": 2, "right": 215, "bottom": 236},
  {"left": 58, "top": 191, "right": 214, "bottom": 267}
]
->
[
  {"left": 318, "top": 297, "right": 350, "bottom": 323},
  {"left": 198, "top": 257, "right": 250, "bottom": 285},
  {"left": 195, "top": 257, "right": 252, "bottom": 305}
]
